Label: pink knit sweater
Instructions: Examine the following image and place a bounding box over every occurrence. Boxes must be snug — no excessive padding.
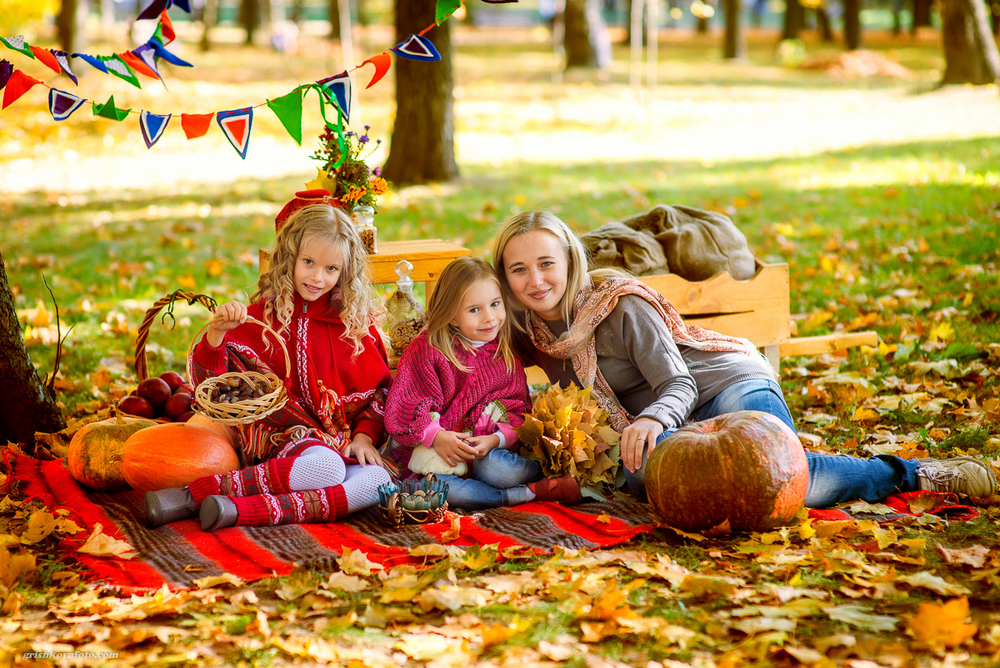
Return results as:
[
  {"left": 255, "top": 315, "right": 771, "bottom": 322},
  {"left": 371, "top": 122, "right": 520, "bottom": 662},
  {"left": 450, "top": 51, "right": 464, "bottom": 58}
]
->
[{"left": 384, "top": 331, "right": 532, "bottom": 462}]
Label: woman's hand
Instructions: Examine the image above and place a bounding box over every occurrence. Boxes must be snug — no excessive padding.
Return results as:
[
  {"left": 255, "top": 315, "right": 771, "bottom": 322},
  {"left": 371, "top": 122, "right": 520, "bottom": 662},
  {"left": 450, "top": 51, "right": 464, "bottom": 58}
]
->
[
  {"left": 345, "top": 433, "right": 384, "bottom": 467},
  {"left": 206, "top": 301, "right": 248, "bottom": 348},
  {"left": 431, "top": 430, "right": 479, "bottom": 466},
  {"left": 620, "top": 417, "right": 664, "bottom": 472},
  {"left": 466, "top": 434, "right": 501, "bottom": 460}
]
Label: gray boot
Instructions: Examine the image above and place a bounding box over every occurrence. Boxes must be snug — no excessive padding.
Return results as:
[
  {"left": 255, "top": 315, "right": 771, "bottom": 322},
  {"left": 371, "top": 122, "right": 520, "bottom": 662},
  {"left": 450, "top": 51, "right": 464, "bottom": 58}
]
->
[
  {"left": 145, "top": 487, "right": 196, "bottom": 528},
  {"left": 200, "top": 495, "right": 239, "bottom": 531}
]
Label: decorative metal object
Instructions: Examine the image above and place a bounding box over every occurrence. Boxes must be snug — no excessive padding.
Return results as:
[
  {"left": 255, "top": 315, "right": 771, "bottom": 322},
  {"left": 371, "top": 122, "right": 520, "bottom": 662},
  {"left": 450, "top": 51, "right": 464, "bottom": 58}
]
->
[{"left": 378, "top": 474, "right": 449, "bottom": 527}]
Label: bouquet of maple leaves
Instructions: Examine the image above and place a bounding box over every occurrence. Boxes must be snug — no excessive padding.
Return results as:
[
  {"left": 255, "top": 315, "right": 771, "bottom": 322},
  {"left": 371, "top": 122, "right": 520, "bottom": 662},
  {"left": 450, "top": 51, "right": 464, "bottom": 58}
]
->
[{"left": 515, "top": 384, "right": 622, "bottom": 500}]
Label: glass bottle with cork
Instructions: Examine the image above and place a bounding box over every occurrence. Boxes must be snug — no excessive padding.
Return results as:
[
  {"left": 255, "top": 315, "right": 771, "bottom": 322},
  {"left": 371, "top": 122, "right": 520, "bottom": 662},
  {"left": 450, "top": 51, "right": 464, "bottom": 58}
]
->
[
  {"left": 384, "top": 260, "right": 426, "bottom": 359},
  {"left": 352, "top": 204, "right": 377, "bottom": 254}
]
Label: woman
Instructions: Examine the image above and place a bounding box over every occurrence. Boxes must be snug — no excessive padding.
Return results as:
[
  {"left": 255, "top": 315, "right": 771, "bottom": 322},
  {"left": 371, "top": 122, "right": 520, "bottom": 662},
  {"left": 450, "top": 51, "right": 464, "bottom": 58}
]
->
[{"left": 492, "top": 210, "right": 997, "bottom": 507}]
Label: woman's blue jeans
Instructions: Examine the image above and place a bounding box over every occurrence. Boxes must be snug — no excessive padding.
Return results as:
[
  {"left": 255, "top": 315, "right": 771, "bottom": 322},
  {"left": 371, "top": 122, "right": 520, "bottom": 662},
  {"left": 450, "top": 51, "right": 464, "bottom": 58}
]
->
[
  {"left": 437, "top": 447, "right": 543, "bottom": 511},
  {"left": 624, "top": 378, "right": 920, "bottom": 508}
]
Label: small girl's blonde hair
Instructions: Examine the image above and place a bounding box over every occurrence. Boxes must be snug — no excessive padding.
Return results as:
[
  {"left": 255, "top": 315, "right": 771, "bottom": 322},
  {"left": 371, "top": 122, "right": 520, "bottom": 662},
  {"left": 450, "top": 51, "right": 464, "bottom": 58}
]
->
[
  {"left": 251, "top": 204, "right": 380, "bottom": 357},
  {"left": 425, "top": 257, "right": 516, "bottom": 373},
  {"left": 491, "top": 210, "right": 591, "bottom": 329}
]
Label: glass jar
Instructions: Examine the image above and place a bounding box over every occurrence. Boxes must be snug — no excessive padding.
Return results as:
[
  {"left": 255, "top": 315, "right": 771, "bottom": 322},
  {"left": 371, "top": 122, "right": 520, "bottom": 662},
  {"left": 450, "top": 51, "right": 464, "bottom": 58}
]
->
[
  {"left": 352, "top": 204, "right": 377, "bottom": 254},
  {"left": 384, "top": 260, "right": 426, "bottom": 357}
]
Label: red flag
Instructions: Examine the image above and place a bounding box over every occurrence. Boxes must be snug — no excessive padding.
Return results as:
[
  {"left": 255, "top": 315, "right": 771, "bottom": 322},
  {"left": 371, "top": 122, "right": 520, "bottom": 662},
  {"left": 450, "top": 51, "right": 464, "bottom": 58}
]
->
[
  {"left": 159, "top": 9, "right": 176, "bottom": 44},
  {"left": 28, "top": 46, "right": 62, "bottom": 74},
  {"left": 118, "top": 51, "right": 159, "bottom": 79},
  {"left": 181, "top": 113, "right": 214, "bottom": 139},
  {"left": 360, "top": 52, "right": 392, "bottom": 89},
  {"left": 2, "top": 69, "right": 40, "bottom": 109}
]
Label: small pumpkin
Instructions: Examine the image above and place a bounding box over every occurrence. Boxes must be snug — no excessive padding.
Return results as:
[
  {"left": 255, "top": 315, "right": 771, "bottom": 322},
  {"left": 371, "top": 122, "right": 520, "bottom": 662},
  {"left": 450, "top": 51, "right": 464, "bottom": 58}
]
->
[
  {"left": 644, "top": 410, "right": 808, "bottom": 533},
  {"left": 121, "top": 422, "right": 240, "bottom": 492},
  {"left": 67, "top": 410, "right": 156, "bottom": 491}
]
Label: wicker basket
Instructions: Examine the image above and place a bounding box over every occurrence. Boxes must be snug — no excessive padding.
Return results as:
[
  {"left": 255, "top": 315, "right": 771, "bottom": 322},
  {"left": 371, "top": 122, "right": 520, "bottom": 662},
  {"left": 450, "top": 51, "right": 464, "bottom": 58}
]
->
[{"left": 135, "top": 290, "right": 290, "bottom": 426}]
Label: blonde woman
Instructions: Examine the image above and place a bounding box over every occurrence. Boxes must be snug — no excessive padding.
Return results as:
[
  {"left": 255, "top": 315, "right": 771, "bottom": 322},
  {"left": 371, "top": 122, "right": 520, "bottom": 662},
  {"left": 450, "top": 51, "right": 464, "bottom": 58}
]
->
[
  {"left": 385, "top": 257, "right": 582, "bottom": 509},
  {"left": 146, "top": 203, "right": 393, "bottom": 531},
  {"left": 493, "top": 210, "right": 997, "bottom": 506}
]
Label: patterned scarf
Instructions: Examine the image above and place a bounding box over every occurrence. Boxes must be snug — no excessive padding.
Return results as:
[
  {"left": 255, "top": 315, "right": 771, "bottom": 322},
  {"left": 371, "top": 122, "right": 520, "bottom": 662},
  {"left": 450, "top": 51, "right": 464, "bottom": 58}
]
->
[{"left": 525, "top": 275, "right": 760, "bottom": 432}]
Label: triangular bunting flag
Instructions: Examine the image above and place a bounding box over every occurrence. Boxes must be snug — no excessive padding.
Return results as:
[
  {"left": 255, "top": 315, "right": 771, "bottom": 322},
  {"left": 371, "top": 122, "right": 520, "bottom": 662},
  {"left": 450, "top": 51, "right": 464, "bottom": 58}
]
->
[
  {"left": 392, "top": 35, "right": 441, "bottom": 62},
  {"left": 93, "top": 95, "right": 131, "bottom": 121},
  {"left": 140, "top": 111, "right": 171, "bottom": 148},
  {"left": 0, "top": 60, "right": 12, "bottom": 90},
  {"left": 2, "top": 69, "right": 40, "bottom": 109},
  {"left": 436, "top": 0, "right": 463, "bottom": 24},
  {"left": 72, "top": 52, "right": 108, "bottom": 74},
  {"left": 316, "top": 71, "right": 351, "bottom": 121},
  {"left": 361, "top": 52, "right": 392, "bottom": 89},
  {"left": 266, "top": 90, "right": 303, "bottom": 146},
  {"left": 48, "top": 89, "right": 86, "bottom": 120},
  {"left": 148, "top": 39, "right": 192, "bottom": 67},
  {"left": 133, "top": 44, "right": 164, "bottom": 83},
  {"left": 158, "top": 10, "right": 176, "bottom": 44},
  {"left": 28, "top": 46, "right": 62, "bottom": 73},
  {"left": 0, "top": 36, "right": 34, "bottom": 59},
  {"left": 50, "top": 50, "right": 79, "bottom": 85},
  {"left": 174, "top": 0, "right": 191, "bottom": 12},
  {"left": 137, "top": 0, "right": 170, "bottom": 21},
  {"left": 181, "top": 113, "right": 214, "bottom": 139},
  {"left": 119, "top": 50, "right": 159, "bottom": 80},
  {"left": 216, "top": 107, "right": 253, "bottom": 159},
  {"left": 100, "top": 55, "right": 142, "bottom": 88}
]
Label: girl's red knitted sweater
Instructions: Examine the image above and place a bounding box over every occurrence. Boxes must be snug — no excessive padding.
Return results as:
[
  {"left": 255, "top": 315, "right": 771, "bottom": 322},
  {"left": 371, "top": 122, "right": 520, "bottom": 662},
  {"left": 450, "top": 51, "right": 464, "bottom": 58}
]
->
[
  {"left": 384, "top": 331, "right": 532, "bottom": 464},
  {"left": 190, "top": 291, "right": 392, "bottom": 451}
]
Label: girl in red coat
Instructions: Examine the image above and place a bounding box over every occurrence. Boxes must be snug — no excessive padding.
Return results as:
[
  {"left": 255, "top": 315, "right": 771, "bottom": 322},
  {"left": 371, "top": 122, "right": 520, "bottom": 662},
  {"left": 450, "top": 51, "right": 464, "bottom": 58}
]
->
[
  {"left": 145, "top": 203, "right": 393, "bottom": 531},
  {"left": 385, "top": 257, "right": 582, "bottom": 509}
]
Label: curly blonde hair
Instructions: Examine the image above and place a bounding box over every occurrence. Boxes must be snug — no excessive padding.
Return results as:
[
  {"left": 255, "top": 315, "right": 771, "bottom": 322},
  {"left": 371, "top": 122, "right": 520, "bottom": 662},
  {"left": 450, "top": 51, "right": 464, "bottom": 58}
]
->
[{"left": 252, "top": 204, "right": 380, "bottom": 357}]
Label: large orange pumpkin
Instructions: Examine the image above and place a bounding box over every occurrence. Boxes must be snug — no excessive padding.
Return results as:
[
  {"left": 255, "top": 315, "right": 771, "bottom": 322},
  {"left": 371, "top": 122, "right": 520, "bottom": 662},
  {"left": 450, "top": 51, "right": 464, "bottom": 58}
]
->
[
  {"left": 121, "top": 422, "right": 240, "bottom": 492},
  {"left": 186, "top": 412, "right": 239, "bottom": 449},
  {"left": 67, "top": 413, "right": 156, "bottom": 491},
  {"left": 644, "top": 410, "right": 808, "bottom": 533}
]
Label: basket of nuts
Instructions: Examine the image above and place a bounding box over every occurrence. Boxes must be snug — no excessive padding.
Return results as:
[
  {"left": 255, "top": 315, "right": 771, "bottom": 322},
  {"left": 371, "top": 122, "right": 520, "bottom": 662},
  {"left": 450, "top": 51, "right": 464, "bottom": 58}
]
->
[{"left": 187, "top": 316, "right": 290, "bottom": 426}]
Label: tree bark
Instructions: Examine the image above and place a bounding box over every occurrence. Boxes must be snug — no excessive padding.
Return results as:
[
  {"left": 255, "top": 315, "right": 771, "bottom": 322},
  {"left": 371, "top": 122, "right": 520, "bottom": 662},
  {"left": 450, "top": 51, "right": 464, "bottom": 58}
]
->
[
  {"left": 723, "top": 0, "right": 747, "bottom": 59},
  {"left": 912, "top": 0, "right": 933, "bottom": 32},
  {"left": 940, "top": 0, "right": 1000, "bottom": 84},
  {"left": 57, "top": 0, "right": 89, "bottom": 54},
  {"left": 843, "top": 0, "right": 863, "bottom": 49},
  {"left": 202, "top": 0, "right": 219, "bottom": 51},
  {"left": 0, "top": 253, "right": 66, "bottom": 447},
  {"left": 817, "top": 7, "right": 835, "bottom": 41},
  {"left": 564, "top": 0, "right": 612, "bottom": 68},
  {"left": 328, "top": 0, "right": 343, "bottom": 40},
  {"left": 241, "top": 0, "right": 263, "bottom": 45},
  {"left": 782, "top": 0, "right": 804, "bottom": 39},
  {"left": 381, "top": 0, "right": 458, "bottom": 186}
]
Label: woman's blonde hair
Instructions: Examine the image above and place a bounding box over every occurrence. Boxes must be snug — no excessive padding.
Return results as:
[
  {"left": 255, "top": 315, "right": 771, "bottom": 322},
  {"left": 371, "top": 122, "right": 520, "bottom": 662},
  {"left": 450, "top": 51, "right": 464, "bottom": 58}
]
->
[
  {"left": 491, "top": 210, "right": 590, "bottom": 328},
  {"left": 251, "top": 204, "right": 380, "bottom": 357},
  {"left": 425, "top": 257, "right": 516, "bottom": 373}
]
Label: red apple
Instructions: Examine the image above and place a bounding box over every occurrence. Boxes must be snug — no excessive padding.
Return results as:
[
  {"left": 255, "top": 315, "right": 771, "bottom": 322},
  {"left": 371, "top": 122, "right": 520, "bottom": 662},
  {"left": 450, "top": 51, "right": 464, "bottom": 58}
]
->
[
  {"left": 137, "top": 377, "right": 172, "bottom": 408},
  {"left": 159, "top": 370, "right": 187, "bottom": 392},
  {"left": 120, "top": 395, "right": 154, "bottom": 419},
  {"left": 164, "top": 392, "right": 194, "bottom": 420}
]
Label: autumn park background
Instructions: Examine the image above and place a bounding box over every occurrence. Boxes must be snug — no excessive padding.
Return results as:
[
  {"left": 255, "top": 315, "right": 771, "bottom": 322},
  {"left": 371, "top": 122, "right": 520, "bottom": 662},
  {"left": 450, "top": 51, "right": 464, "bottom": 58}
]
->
[{"left": 2, "top": 0, "right": 1000, "bottom": 666}]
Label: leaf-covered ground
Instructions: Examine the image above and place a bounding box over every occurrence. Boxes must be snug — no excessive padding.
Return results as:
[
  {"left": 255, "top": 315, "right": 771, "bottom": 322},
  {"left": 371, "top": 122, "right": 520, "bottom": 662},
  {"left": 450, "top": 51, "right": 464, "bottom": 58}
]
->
[{"left": 2, "top": 21, "right": 1000, "bottom": 667}]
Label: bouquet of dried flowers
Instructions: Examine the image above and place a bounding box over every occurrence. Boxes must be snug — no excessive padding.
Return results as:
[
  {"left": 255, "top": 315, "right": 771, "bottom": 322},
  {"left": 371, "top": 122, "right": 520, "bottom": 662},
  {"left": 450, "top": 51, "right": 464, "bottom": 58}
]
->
[{"left": 310, "top": 124, "right": 389, "bottom": 211}]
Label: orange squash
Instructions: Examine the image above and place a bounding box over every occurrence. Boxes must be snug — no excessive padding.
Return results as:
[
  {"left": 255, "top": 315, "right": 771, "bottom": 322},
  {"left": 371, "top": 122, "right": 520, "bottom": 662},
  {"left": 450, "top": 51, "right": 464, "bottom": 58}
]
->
[
  {"left": 644, "top": 410, "right": 808, "bottom": 533},
  {"left": 186, "top": 412, "right": 239, "bottom": 449},
  {"left": 67, "top": 413, "right": 157, "bottom": 491},
  {"left": 121, "top": 422, "right": 240, "bottom": 492}
]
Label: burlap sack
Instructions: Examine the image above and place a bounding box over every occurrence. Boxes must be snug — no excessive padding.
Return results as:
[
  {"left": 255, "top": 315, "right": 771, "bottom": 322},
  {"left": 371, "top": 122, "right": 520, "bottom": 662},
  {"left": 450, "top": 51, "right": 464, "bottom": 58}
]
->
[
  {"left": 620, "top": 204, "right": 756, "bottom": 281},
  {"left": 580, "top": 222, "right": 670, "bottom": 276}
]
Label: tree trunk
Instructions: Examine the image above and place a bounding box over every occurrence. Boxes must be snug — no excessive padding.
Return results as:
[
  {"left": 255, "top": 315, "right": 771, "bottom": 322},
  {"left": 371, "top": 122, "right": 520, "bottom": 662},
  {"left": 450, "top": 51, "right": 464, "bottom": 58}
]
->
[
  {"left": 202, "top": 0, "right": 219, "bottom": 51},
  {"left": 844, "top": 0, "right": 863, "bottom": 49},
  {"left": 0, "top": 253, "right": 67, "bottom": 447},
  {"left": 57, "top": 0, "right": 89, "bottom": 54},
  {"left": 817, "top": 6, "right": 835, "bottom": 41},
  {"left": 782, "top": 0, "right": 804, "bottom": 39},
  {"left": 912, "top": 0, "right": 933, "bottom": 32},
  {"left": 940, "top": 0, "right": 1000, "bottom": 84},
  {"left": 723, "top": 0, "right": 746, "bottom": 59},
  {"left": 381, "top": 0, "right": 458, "bottom": 186},
  {"left": 241, "top": 0, "right": 263, "bottom": 45},
  {"left": 564, "top": 0, "right": 612, "bottom": 68},
  {"left": 328, "top": 0, "right": 342, "bottom": 40}
]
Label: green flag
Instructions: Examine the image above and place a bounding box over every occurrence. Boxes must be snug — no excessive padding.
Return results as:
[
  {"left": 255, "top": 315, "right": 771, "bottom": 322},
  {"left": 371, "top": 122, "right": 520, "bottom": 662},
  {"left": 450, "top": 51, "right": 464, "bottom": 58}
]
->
[
  {"left": 267, "top": 89, "right": 304, "bottom": 146},
  {"left": 93, "top": 95, "right": 130, "bottom": 121},
  {"left": 436, "top": 0, "right": 462, "bottom": 24}
]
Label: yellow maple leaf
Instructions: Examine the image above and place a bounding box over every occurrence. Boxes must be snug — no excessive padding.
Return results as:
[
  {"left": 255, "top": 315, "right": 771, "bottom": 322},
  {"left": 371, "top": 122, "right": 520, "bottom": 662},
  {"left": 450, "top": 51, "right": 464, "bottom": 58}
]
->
[
  {"left": 928, "top": 321, "right": 955, "bottom": 343},
  {"left": 177, "top": 274, "right": 197, "bottom": 289},
  {"left": 907, "top": 598, "right": 977, "bottom": 649},
  {"left": 0, "top": 549, "right": 37, "bottom": 589},
  {"left": 30, "top": 300, "right": 51, "bottom": 327},
  {"left": 193, "top": 572, "right": 244, "bottom": 589},
  {"left": 76, "top": 523, "right": 136, "bottom": 559},
  {"left": 337, "top": 548, "right": 382, "bottom": 575}
]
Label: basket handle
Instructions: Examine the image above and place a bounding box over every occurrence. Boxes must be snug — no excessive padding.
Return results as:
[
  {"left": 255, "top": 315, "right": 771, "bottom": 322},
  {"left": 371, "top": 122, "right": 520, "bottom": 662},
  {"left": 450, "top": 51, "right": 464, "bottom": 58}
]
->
[
  {"left": 135, "top": 290, "right": 218, "bottom": 382},
  {"left": 187, "top": 315, "right": 292, "bottom": 386}
]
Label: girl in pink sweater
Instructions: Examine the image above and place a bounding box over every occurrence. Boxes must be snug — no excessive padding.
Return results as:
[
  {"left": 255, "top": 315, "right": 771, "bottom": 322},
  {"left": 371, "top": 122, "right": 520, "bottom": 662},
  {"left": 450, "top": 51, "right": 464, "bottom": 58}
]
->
[
  {"left": 145, "top": 203, "right": 393, "bottom": 531},
  {"left": 385, "top": 257, "right": 581, "bottom": 509}
]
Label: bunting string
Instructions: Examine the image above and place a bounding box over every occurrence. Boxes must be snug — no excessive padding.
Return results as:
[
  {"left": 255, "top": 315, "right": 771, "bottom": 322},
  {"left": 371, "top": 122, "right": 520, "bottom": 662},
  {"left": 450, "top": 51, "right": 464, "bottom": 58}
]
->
[{"left": 0, "top": 0, "right": 470, "bottom": 159}]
